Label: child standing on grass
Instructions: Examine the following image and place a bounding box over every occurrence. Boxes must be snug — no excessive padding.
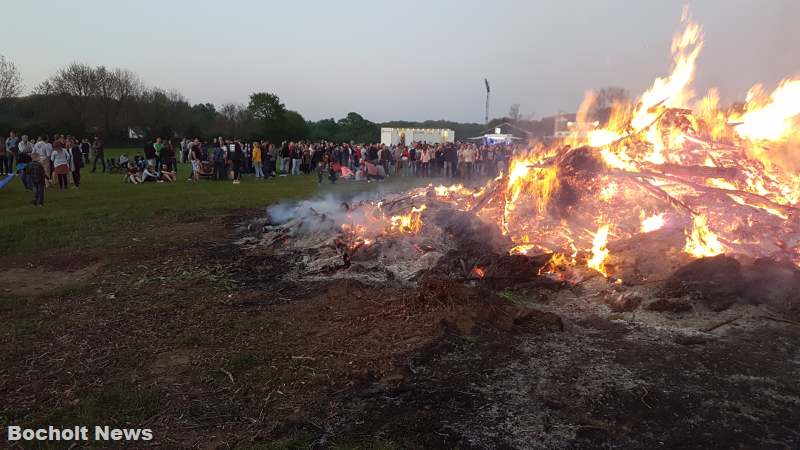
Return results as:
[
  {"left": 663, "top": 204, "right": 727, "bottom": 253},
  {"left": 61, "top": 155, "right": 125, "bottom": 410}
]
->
[{"left": 27, "top": 153, "right": 46, "bottom": 206}]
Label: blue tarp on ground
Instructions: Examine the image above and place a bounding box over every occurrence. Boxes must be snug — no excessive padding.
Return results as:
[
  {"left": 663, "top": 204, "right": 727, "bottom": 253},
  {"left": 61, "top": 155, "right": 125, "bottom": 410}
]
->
[{"left": 0, "top": 174, "right": 15, "bottom": 189}]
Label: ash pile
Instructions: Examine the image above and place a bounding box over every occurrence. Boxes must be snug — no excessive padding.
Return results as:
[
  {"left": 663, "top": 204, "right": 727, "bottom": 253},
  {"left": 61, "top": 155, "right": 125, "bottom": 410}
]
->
[
  {"left": 235, "top": 181, "right": 800, "bottom": 326},
  {"left": 238, "top": 186, "right": 540, "bottom": 288}
]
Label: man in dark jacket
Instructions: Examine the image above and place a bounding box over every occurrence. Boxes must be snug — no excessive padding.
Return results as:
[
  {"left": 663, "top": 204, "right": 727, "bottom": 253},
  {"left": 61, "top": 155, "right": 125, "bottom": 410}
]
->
[{"left": 91, "top": 137, "right": 106, "bottom": 172}]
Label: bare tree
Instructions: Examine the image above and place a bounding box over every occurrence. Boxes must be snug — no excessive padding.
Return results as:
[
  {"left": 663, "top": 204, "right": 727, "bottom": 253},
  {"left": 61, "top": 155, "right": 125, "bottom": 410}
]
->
[
  {"left": 96, "top": 67, "right": 144, "bottom": 136},
  {"left": 220, "top": 103, "right": 252, "bottom": 136},
  {"left": 0, "top": 54, "right": 24, "bottom": 98},
  {"left": 35, "top": 63, "right": 100, "bottom": 130}
]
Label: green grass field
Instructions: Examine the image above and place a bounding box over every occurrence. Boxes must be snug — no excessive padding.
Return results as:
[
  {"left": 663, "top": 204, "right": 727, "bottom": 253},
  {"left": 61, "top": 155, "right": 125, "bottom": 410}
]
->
[
  {"left": 0, "top": 148, "right": 320, "bottom": 254},
  {"left": 0, "top": 148, "right": 441, "bottom": 255}
]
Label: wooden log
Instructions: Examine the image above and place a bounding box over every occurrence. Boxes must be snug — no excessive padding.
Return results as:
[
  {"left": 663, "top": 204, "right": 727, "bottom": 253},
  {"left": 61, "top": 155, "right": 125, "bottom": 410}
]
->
[
  {"left": 644, "top": 163, "right": 739, "bottom": 180},
  {"left": 615, "top": 170, "right": 797, "bottom": 216}
]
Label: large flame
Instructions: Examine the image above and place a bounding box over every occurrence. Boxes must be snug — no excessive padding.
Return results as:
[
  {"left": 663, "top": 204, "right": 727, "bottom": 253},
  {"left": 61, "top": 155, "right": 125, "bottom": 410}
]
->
[
  {"left": 684, "top": 214, "right": 724, "bottom": 258},
  {"left": 336, "top": 8, "right": 800, "bottom": 284}
]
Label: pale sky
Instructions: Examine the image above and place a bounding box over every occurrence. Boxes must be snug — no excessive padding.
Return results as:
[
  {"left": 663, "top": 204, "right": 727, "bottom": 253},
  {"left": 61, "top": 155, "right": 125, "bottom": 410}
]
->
[{"left": 2, "top": 0, "right": 798, "bottom": 122}]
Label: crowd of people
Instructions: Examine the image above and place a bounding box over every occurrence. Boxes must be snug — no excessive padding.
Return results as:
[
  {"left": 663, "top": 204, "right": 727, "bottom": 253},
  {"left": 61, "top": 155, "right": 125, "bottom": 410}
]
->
[
  {"left": 1, "top": 132, "right": 106, "bottom": 205},
  {"left": 166, "top": 138, "right": 521, "bottom": 184},
  {"left": 2, "top": 130, "right": 525, "bottom": 206}
]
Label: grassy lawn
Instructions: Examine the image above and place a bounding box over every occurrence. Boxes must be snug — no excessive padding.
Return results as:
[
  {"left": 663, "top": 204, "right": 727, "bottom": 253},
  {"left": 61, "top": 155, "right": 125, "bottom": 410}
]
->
[
  {"left": 0, "top": 147, "right": 445, "bottom": 255},
  {"left": 0, "top": 148, "right": 319, "bottom": 254}
]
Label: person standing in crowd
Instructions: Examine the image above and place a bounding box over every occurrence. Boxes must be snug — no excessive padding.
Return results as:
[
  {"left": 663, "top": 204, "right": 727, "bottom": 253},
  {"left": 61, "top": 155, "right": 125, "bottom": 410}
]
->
[
  {"left": 462, "top": 144, "right": 475, "bottom": 179},
  {"left": 266, "top": 142, "right": 276, "bottom": 176},
  {"left": 242, "top": 141, "right": 251, "bottom": 175},
  {"left": 420, "top": 146, "right": 431, "bottom": 177},
  {"left": 229, "top": 140, "right": 243, "bottom": 184},
  {"left": 180, "top": 138, "right": 189, "bottom": 164},
  {"left": 278, "top": 141, "right": 289, "bottom": 175},
  {"left": 262, "top": 141, "right": 274, "bottom": 178},
  {"left": 50, "top": 141, "right": 71, "bottom": 189},
  {"left": 27, "top": 153, "right": 46, "bottom": 206},
  {"left": 18, "top": 135, "right": 33, "bottom": 158},
  {"left": 80, "top": 138, "right": 91, "bottom": 165},
  {"left": 91, "top": 137, "right": 106, "bottom": 172},
  {"left": 153, "top": 137, "right": 163, "bottom": 168},
  {"left": 143, "top": 139, "right": 156, "bottom": 168},
  {"left": 190, "top": 138, "right": 201, "bottom": 182},
  {"left": 290, "top": 142, "right": 302, "bottom": 176},
  {"left": 17, "top": 135, "right": 34, "bottom": 188},
  {"left": 252, "top": 142, "right": 263, "bottom": 179},
  {"left": 70, "top": 138, "right": 83, "bottom": 188},
  {"left": 160, "top": 140, "right": 175, "bottom": 173},
  {"left": 5, "top": 131, "right": 19, "bottom": 173},
  {"left": 0, "top": 139, "right": 7, "bottom": 176},
  {"left": 32, "top": 136, "right": 51, "bottom": 186},
  {"left": 212, "top": 141, "right": 226, "bottom": 181}
]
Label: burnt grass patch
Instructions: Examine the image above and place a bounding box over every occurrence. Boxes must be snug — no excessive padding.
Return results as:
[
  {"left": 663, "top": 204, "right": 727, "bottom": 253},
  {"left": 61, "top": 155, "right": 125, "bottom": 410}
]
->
[{"left": 1, "top": 215, "right": 800, "bottom": 449}]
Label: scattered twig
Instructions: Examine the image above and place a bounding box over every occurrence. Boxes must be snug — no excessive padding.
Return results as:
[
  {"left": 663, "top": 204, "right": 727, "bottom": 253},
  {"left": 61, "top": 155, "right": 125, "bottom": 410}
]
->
[
  {"left": 761, "top": 315, "right": 800, "bottom": 327},
  {"left": 702, "top": 315, "right": 742, "bottom": 333},
  {"left": 220, "top": 368, "right": 235, "bottom": 384},
  {"left": 640, "top": 386, "right": 653, "bottom": 409}
]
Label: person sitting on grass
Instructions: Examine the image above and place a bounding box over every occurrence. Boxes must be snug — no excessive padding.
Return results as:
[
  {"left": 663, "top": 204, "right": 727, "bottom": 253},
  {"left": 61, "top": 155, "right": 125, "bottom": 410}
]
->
[
  {"left": 142, "top": 164, "right": 160, "bottom": 183},
  {"left": 126, "top": 162, "right": 141, "bottom": 184},
  {"left": 160, "top": 164, "right": 176, "bottom": 182}
]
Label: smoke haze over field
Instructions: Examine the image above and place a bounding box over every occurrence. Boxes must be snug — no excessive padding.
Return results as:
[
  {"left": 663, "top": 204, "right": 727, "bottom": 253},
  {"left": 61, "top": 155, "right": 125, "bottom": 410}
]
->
[{"left": 2, "top": 0, "right": 798, "bottom": 122}]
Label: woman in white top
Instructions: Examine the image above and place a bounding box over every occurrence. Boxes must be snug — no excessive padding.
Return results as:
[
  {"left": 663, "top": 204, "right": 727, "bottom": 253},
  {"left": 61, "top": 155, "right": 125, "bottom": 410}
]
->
[
  {"left": 420, "top": 147, "right": 431, "bottom": 177},
  {"left": 50, "top": 142, "right": 72, "bottom": 189}
]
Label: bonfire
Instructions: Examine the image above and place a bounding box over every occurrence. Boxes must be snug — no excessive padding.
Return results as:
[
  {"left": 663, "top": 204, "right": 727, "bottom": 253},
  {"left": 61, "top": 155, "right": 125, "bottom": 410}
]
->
[{"left": 257, "top": 9, "right": 799, "bottom": 294}]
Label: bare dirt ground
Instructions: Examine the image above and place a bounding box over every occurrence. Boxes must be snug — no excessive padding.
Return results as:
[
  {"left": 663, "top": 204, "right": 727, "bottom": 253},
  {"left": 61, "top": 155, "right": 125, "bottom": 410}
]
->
[{"left": 2, "top": 214, "right": 799, "bottom": 449}]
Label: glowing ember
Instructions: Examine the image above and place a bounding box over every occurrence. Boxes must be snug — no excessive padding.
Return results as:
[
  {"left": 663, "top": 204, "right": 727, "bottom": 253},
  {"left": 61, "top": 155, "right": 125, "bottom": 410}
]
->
[
  {"left": 640, "top": 212, "right": 666, "bottom": 233},
  {"left": 539, "top": 252, "right": 575, "bottom": 277},
  {"left": 587, "top": 224, "right": 611, "bottom": 276},
  {"left": 684, "top": 214, "right": 725, "bottom": 258},
  {"left": 509, "top": 243, "right": 538, "bottom": 255},
  {"left": 471, "top": 266, "right": 486, "bottom": 278}
]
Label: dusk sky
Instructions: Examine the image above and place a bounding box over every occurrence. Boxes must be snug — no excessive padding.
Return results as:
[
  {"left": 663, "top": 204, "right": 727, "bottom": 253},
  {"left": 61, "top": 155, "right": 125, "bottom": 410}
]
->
[{"left": 2, "top": 0, "right": 798, "bottom": 123}]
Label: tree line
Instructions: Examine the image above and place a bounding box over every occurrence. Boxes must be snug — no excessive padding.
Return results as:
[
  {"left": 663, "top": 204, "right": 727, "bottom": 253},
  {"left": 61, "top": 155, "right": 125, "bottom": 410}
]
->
[{"left": 0, "top": 56, "right": 580, "bottom": 145}]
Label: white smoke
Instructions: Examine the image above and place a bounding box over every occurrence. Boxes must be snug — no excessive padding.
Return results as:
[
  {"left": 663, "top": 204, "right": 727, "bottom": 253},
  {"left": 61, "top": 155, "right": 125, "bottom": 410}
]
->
[{"left": 266, "top": 192, "right": 395, "bottom": 235}]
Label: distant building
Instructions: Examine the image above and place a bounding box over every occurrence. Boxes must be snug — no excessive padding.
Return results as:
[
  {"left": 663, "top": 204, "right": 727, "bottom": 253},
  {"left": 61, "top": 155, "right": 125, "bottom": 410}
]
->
[
  {"left": 467, "top": 122, "right": 530, "bottom": 145},
  {"left": 380, "top": 127, "right": 455, "bottom": 146}
]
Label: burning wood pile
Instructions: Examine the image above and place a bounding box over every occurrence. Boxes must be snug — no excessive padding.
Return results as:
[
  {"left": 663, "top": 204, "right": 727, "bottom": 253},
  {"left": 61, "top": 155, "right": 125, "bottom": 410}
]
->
[{"left": 246, "top": 10, "right": 800, "bottom": 317}]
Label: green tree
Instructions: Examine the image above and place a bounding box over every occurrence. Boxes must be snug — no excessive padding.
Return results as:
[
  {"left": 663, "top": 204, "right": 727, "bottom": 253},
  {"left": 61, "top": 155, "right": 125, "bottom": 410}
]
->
[
  {"left": 247, "top": 92, "right": 285, "bottom": 121},
  {"left": 247, "top": 92, "right": 287, "bottom": 140}
]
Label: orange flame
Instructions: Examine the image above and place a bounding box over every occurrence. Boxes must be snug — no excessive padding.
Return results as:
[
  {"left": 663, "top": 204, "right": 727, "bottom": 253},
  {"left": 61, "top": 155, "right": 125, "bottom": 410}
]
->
[
  {"left": 684, "top": 214, "right": 724, "bottom": 258},
  {"left": 389, "top": 205, "right": 427, "bottom": 234},
  {"left": 587, "top": 224, "right": 611, "bottom": 276}
]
